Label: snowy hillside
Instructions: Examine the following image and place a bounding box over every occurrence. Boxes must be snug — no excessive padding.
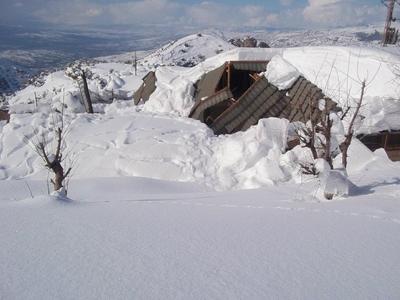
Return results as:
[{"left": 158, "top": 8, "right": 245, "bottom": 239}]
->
[
  {"left": 227, "top": 24, "right": 390, "bottom": 48},
  {"left": 1, "top": 31, "right": 400, "bottom": 299},
  {"left": 140, "top": 33, "right": 234, "bottom": 68},
  {"left": 0, "top": 24, "right": 185, "bottom": 95}
]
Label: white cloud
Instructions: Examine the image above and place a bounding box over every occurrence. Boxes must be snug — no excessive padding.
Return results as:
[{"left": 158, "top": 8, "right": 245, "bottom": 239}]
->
[
  {"left": 186, "top": 2, "right": 277, "bottom": 27},
  {"left": 280, "top": 0, "right": 294, "bottom": 6},
  {"left": 21, "top": 0, "right": 386, "bottom": 29},
  {"left": 303, "top": 0, "right": 385, "bottom": 27},
  {"left": 107, "top": 0, "right": 182, "bottom": 25},
  {"left": 32, "top": 0, "right": 281, "bottom": 28}
]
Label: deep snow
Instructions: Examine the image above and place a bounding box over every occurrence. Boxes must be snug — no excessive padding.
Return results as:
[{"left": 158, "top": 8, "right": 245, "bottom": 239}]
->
[{"left": 1, "top": 171, "right": 400, "bottom": 299}]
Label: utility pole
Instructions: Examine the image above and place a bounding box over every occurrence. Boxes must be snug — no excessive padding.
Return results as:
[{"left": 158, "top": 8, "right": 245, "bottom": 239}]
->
[
  {"left": 134, "top": 51, "right": 137, "bottom": 76},
  {"left": 382, "top": 0, "right": 399, "bottom": 46}
]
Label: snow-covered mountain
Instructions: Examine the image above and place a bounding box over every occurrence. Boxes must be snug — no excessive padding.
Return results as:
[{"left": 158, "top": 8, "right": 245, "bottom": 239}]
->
[
  {"left": 2, "top": 24, "right": 398, "bottom": 95},
  {"left": 227, "top": 24, "right": 386, "bottom": 48},
  {"left": 0, "top": 24, "right": 186, "bottom": 95}
]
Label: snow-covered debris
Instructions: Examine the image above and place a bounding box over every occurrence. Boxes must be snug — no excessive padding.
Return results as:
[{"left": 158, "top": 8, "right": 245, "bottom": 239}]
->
[
  {"left": 263, "top": 55, "right": 300, "bottom": 90},
  {"left": 0, "top": 107, "right": 298, "bottom": 190},
  {"left": 320, "top": 168, "right": 351, "bottom": 200}
]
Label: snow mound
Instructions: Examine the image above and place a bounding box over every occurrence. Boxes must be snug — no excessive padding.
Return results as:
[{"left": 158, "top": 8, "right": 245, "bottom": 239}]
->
[
  {"left": 263, "top": 55, "right": 300, "bottom": 90},
  {"left": 0, "top": 108, "right": 302, "bottom": 190}
]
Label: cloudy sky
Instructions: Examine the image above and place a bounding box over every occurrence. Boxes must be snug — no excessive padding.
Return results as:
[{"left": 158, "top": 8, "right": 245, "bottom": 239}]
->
[{"left": 0, "top": 0, "right": 388, "bottom": 29}]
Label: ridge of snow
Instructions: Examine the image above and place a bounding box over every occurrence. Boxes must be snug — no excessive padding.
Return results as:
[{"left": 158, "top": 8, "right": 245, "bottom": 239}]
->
[{"left": 263, "top": 55, "right": 301, "bottom": 90}]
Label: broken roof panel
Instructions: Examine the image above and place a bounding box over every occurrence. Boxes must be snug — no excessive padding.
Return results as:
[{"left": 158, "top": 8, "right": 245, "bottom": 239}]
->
[
  {"left": 189, "top": 88, "right": 233, "bottom": 122},
  {"left": 133, "top": 60, "right": 337, "bottom": 136},
  {"left": 210, "top": 77, "right": 293, "bottom": 134},
  {"left": 286, "top": 77, "right": 337, "bottom": 124},
  {"left": 194, "top": 63, "right": 227, "bottom": 103},
  {"left": 133, "top": 71, "right": 157, "bottom": 105},
  {"left": 230, "top": 61, "right": 268, "bottom": 72}
]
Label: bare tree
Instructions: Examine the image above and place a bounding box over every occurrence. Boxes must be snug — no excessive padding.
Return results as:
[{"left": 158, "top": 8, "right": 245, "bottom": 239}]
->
[
  {"left": 34, "top": 126, "right": 71, "bottom": 192},
  {"left": 339, "top": 80, "right": 366, "bottom": 168},
  {"left": 26, "top": 106, "right": 73, "bottom": 194},
  {"left": 294, "top": 94, "right": 333, "bottom": 174},
  {"left": 294, "top": 89, "right": 364, "bottom": 175}
]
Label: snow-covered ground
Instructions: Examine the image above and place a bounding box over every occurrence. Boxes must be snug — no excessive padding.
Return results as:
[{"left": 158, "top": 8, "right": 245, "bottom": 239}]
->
[
  {"left": 1, "top": 30, "right": 400, "bottom": 299},
  {"left": 1, "top": 171, "right": 400, "bottom": 299}
]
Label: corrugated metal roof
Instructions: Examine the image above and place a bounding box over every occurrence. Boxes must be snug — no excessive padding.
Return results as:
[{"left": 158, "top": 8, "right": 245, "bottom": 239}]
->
[
  {"left": 189, "top": 88, "right": 233, "bottom": 122},
  {"left": 286, "top": 76, "right": 337, "bottom": 124},
  {"left": 210, "top": 77, "right": 294, "bottom": 134},
  {"left": 211, "top": 77, "right": 271, "bottom": 134},
  {"left": 230, "top": 61, "right": 268, "bottom": 72},
  {"left": 206, "top": 75, "right": 336, "bottom": 135},
  {"left": 194, "top": 63, "right": 227, "bottom": 103},
  {"left": 133, "top": 71, "right": 157, "bottom": 105}
]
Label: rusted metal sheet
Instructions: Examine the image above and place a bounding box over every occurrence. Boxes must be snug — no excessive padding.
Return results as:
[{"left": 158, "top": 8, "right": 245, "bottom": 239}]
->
[
  {"left": 230, "top": 61, "right": 268, "bottom": 72},
  {"left": 208, "top": 74, "right": 336, "bottom": 135},
  {"left": 0, "top": 110, "right": 10, "bottom": 123},
  {"left": 286, "top": 76, "right": 336, "bottom": 124},
  {"left": 78, "top": 71, "right": 93, "bottom": 114},
  {"left": 231, "top": 87, "right": 280, "bottom": 132},
  {"left": 210, "top": 78, "right": 295, "bottom": 134},
  {"left": 194, "top": 64, "right": 227, "bottom": 103},
  {"left": 133, "top": 71, "right": 157, "bottom": 105},
  {"left": 239, "top": 87, "right": 291, "bottom": 132},
  {"left": 211, "top": 77, "right": 270, "bottom": 134}
]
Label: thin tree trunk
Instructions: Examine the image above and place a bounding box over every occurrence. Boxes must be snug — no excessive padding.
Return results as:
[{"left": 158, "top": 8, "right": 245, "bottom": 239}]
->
[{"left": 341, "top": 81, "right": 366, "bottom": 168}]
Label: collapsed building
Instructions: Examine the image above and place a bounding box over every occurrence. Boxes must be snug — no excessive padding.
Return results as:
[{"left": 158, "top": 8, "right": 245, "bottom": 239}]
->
[
  {"left": 188, "top": 61, "right": 338, "bottom": 135},
  {"left": 134, "top": 60, "right": 337, "bottom": 135},
  {"left": 133, "top": 60, "right": 400, "bottom": 161}
]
